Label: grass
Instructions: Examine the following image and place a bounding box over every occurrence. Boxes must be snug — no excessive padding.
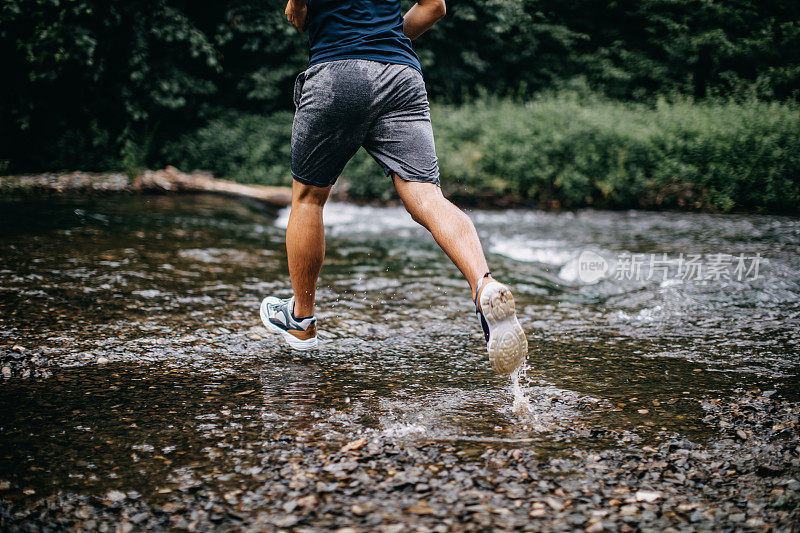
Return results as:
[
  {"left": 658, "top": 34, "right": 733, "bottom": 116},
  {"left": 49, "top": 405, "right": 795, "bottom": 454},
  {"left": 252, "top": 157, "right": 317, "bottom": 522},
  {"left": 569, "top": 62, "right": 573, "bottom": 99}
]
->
[{"left": 166, "top": 94, "right": 800, "bottom": 213}]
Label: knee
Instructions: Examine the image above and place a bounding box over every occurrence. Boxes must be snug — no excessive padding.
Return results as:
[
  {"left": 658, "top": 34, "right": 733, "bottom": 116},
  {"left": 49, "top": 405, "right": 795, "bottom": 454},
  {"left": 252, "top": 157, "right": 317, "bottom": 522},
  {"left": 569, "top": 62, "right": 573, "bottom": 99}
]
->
[
  {"left": 403, "top": 199, "right": 424, "bottom": 224},
  {"left": 292, "top": 182, "right": 332, "bottom": 207},
  {"left": 407, "top": 209, "right": 427, "bottom": 227},
  {"left": 402, "top": 189, "right": 445, "bottom": 227}
]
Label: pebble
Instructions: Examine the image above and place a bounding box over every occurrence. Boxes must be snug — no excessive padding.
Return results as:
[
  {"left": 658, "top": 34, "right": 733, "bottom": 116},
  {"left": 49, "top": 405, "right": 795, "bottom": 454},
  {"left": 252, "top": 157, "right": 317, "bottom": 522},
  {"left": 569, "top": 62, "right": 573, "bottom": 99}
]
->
[
  {"left": 351, "top": 504, "right": 369, "bottom": 515},
  {"left": 340, "top": 438, "right": 367, "bottom": 453},
  {"left": 97, "top": 357, "right": 110, "bottom": 365},
  {"left": 545, "top": 497, "right": 564, "bottom": 511},
  {"left": 106, "top": 490, "right": 126, "bottom": 502},
  {"left": 585, "top": 521, "right": 604, "bottom": 533},
  {"left": 0, "top": 390, "right": 797, "bottom": 531},
  {"left": 634, "top": 490, "right": 661, "bottom": 503},
  {"left": 567, "top": 514, "right": 587, "bottom": 526},
  {"left": 619, "top": 504, "right": 638, "bottom": 517},
  {"left": 407, "top": 502, "right": 434, "bottom": 515},
  {"left": 130, "top": 512, "right": 149, "bottom": 524}
]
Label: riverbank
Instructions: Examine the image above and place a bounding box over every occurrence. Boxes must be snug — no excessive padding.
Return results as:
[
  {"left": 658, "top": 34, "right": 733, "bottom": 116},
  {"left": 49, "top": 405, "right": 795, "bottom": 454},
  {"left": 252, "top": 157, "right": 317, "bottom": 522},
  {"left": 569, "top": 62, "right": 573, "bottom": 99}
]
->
[
  {"left": 165, "top": 95, "right": 800, "bottom": 213},
  {"left": 6, "top": 96, "right": 796, "bottom": 214},
  {"left": 0, "top": 167, "right": 291, "bottom": 207},
  {"left": 2, "top": 389, "right": 798, "bottom": 531}
]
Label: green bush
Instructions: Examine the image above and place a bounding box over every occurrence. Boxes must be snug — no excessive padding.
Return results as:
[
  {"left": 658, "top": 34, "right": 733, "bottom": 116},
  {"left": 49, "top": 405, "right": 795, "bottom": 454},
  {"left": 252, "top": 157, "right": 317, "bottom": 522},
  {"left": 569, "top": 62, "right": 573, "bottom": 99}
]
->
[
  {"left": 167, "top": 111, "right": 295, "bottom": 186},
  {"left": 432, "top": 95, "right": 800, "bottom": 212},
  {"left": 3, "top": 0, "right": 798, "bottom": 173},
  {"left": 167, "top": 94, "right": 800, "bottom": 213}
]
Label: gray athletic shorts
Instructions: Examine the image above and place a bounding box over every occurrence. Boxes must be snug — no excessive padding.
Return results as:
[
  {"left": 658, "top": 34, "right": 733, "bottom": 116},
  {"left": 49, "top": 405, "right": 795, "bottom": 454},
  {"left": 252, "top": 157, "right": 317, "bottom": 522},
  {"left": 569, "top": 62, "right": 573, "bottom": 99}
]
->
[{"left": 291, "top": 59, "right": 440, "bottom": 188}]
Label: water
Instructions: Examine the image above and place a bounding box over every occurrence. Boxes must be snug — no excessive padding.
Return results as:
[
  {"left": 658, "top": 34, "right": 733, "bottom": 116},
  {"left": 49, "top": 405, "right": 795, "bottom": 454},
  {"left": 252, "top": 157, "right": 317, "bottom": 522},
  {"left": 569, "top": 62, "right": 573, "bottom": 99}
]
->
[{"left": 1, "top": 193, "right": 798, "bottom": 501}]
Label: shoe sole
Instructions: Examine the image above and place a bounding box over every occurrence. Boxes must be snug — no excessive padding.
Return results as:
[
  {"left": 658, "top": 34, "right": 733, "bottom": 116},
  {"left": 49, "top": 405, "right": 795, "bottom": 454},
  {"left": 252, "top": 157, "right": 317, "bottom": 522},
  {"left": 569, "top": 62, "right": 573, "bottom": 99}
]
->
[
  {"left": 479, "top": 282, "right": 527, "bottom": 374},
  {"left": 260, "top": 298, "right": 318, "bottom": 351}
]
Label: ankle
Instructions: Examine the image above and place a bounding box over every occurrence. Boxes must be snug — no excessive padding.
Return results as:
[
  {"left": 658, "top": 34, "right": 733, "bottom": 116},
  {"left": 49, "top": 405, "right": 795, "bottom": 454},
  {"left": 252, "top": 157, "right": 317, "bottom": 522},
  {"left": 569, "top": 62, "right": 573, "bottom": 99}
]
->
[
  {"left": 472, "top": 272, "right": 496, "bottom": 301},
  {"left": 292, "top": 301, "right": 314, "bottom": 319}
]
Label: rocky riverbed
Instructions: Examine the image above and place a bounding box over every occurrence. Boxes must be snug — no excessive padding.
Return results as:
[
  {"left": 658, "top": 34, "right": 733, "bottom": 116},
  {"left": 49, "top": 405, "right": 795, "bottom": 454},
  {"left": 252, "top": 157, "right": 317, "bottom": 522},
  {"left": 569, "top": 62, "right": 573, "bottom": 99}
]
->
[
  {"left": 2, "top": 388, "right": 798, "bottom": 531},
  {"left": 1, "top": 193, "right": 799, "bottom": 531}
]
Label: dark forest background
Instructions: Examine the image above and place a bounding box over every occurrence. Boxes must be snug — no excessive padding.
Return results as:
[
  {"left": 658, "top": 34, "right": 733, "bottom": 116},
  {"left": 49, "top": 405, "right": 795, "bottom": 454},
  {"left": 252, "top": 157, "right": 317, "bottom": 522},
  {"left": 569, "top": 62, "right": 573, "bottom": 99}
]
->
[{"left": 2, "top": 0, "right": 799, "bottom": 211}]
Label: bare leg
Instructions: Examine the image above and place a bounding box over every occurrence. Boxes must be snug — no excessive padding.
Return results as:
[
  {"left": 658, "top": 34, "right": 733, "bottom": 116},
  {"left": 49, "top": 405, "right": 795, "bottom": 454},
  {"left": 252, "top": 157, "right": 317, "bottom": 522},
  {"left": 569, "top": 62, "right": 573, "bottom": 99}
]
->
[
  {"left": 393, "top": 175, "right": 494, "bottom": 300},
  {"left": 286, "top": 181, "right": 332, "bottom": 317}
]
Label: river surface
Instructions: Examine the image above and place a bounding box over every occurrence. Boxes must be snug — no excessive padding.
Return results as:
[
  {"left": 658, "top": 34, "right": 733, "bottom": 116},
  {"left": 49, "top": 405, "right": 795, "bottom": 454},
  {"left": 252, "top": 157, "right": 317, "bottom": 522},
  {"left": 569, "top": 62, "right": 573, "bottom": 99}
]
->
[{"left": 0, "top": 194, "right": 798, "bottom": 502}]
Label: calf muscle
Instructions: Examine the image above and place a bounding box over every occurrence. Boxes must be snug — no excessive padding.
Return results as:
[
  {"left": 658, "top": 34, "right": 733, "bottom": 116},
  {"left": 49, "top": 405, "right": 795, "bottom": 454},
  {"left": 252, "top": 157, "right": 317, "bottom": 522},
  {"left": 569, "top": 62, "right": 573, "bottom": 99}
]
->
[{"left": 393, "top": 176, "right": 489, "bottom": 299}]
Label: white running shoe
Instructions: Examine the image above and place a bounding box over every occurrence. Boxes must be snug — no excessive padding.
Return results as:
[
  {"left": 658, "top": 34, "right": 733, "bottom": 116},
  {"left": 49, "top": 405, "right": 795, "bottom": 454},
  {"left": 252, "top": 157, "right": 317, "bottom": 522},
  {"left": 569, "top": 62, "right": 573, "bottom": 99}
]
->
[
  {"left": 475, "top": 278, "right": 527, "bottom": 374},
  {"left": 260, "top": 296, "right": 318, "bottom": 350}
]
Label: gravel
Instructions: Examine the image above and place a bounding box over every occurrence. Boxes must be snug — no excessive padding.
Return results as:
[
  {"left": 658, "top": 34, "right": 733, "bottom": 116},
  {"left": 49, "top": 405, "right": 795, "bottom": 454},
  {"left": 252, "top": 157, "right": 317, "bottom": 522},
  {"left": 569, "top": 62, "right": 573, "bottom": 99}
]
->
[{"left": 2, "top": 390, "right": 798, "bottom": 531}]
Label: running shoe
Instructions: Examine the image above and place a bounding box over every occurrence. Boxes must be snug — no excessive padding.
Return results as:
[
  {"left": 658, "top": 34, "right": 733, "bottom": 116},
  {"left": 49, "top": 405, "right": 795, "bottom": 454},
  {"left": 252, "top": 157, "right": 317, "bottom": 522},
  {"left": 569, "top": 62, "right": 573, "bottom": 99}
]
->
[
  {"left": 475, "top": 278, "right": 527, "bottom": 374},
  {"left": 260, "top": 296, "right": 318, "bottom": 350}
]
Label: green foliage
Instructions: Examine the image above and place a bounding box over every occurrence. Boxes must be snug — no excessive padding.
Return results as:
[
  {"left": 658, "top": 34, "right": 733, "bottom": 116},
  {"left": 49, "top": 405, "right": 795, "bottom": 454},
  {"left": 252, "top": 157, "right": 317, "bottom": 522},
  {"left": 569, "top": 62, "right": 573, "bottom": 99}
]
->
[
  {"left": 431, "top": 95, "right": 800, "bottom": 212},
  {"left": 120, "top": 126, "right": 156, "bottom": 179},
  {"left": 171, "top": 95, "right": 800, "bottom": 213},
  {"left": 166, "top": 110, "right": 294, "bottom": 185},
  {"left": 416, "top": 0, "right": 800, "bottom": 101},
  {"left": 1, "top": 0, "right": 798, "bottom": 213},
  {"left": 0, "top": 0, "right": 306, "bottom": 172}
]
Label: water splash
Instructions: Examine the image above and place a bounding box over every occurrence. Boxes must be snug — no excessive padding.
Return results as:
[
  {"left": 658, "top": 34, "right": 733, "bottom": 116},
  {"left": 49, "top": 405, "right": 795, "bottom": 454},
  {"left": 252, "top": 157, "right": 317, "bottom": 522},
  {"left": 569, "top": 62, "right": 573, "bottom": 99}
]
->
[
  {"left": 510, "top": 363, "right": 532, "bottom": 416},
  {"left": 509, "top": 362, "right": 586, "bottom": 433}
]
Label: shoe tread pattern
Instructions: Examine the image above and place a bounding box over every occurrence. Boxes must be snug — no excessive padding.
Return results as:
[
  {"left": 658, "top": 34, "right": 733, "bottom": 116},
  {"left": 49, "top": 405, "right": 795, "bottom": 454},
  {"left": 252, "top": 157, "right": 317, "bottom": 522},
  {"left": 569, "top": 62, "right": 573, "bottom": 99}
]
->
[{"left": 480, "top": 283, "right": 526, "bottom": 374}]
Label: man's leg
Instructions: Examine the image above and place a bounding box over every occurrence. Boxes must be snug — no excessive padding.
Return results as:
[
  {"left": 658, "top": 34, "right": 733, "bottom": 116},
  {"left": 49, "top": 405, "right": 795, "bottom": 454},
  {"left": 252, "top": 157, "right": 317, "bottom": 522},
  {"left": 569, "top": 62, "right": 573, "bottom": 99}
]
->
[
  {"left": 393, "top": 175, "right": 493, "bottom": 300},
  {"left": 394, "top": 175, "right": 526, "bottom": 374},
  {"left": 286, "top": 181, "right": 332, "bottom": 317}
]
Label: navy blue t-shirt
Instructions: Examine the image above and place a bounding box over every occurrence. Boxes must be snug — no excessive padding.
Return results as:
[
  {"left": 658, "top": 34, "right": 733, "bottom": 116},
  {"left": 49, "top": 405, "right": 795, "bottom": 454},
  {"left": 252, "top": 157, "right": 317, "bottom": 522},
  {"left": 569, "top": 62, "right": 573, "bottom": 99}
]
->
[{"left": 306, "top": 0, "right": 422, "bottom": 74}]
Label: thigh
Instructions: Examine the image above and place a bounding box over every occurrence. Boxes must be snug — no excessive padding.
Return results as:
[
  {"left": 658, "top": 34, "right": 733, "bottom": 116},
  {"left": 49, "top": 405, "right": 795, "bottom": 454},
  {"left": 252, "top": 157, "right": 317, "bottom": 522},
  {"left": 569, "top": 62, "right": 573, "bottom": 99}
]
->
[
  {"left": 363, "top": 67, "right": 440, "bottom": 186},
  {"left": 291, "top": 61, "right": 373, "bottom": 187}
]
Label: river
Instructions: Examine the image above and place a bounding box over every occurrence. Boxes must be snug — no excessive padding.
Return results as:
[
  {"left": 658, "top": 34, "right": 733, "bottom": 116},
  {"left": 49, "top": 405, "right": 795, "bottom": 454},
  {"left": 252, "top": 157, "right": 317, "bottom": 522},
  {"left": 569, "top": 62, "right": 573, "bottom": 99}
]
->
[{"left": 0, "top": 193, "right": 798, "bottom": 512}]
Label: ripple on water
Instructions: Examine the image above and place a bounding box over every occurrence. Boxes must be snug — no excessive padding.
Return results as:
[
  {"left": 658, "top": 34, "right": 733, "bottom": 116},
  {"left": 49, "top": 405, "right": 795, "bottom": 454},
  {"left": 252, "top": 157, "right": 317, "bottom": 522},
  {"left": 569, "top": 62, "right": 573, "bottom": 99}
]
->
[{"left": 0, "top": 194, "right": 798, "bottom": 501}]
